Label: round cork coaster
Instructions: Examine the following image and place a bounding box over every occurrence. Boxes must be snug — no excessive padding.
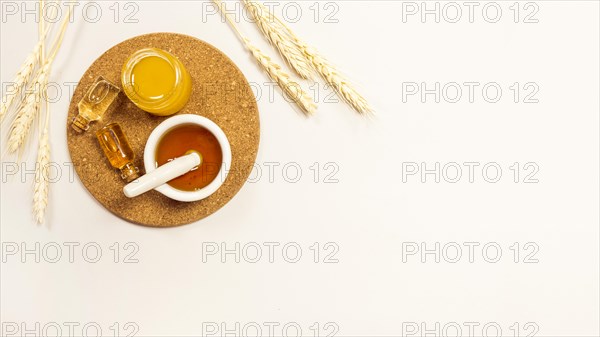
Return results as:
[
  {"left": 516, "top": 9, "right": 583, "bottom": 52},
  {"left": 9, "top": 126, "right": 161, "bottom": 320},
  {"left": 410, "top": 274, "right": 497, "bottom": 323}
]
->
[{"left": 66, "top": 33, "right": 260, "bottom": 227}]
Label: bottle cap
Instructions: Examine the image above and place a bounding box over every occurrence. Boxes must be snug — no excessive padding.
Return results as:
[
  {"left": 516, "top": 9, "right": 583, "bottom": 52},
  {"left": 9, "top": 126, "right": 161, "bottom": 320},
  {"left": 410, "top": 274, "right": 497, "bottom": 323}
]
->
[
  {"left": 71, "top": 115, "right": 89, "bottom": 133},
  {"left": 120, "top": 162, "right": 140, "bottom": 183}
]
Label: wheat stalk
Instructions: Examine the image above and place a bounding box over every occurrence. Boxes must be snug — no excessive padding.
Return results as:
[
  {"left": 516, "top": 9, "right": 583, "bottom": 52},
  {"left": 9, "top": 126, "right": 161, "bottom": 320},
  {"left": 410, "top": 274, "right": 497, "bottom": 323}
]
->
[
  {"left": 33, "top": 128, "right": 50, "bottom": 224},
  {"left": 33, "top": 0, "right": 50, "bottom": 225},
  {"left": 0, "top": 42, "right": 43, "bottom": 123},
  {"left": 245, "top": 40, "right": 316, "bottom": 114},
  {"left": 0, "top": 0, "right": 58, "bottom": 124},
  {"left": 212, "top": 0, "right": 316, "bottom": 115},
  {"left": 7, "top": 64, "right": 49, "bottom": 154},
  {"left": 242, "top": 0, "right": 313, "bottom": 80},
  {"left": 1, "top": 0, "right": 71, "bottom": 224},
  {"left": 31, "top": 2, "right": 72, "bottom": 224},
  {"left": 258, "top": 8, "right": 372, "bottom": 115},
  {"left": 5, "top": 1, "right": 70, "bottom": 154},
  {"left": 299, "top": 42, "right": 372, "bottom": 115}
]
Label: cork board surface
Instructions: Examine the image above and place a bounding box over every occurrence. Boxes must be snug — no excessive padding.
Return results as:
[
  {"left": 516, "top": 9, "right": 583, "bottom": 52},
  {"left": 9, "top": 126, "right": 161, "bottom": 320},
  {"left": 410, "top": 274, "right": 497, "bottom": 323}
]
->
[{"left": 66, "top": 33, "right": 260, "bottom": 227}]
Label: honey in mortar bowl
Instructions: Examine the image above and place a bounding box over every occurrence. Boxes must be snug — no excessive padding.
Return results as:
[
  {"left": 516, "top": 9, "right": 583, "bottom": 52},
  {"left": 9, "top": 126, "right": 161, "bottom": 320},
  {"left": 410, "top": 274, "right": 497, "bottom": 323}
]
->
[
  {"left": 129, "top": 114, "right": 232, "bottom": 202},
  {"left": 155, "top": 124, "right": 223, "bottom": 191}
]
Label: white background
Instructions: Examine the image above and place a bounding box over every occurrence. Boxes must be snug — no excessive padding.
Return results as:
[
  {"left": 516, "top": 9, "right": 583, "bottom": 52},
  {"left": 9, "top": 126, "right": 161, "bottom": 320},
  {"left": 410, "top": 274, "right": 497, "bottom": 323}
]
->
[{"left": 1, "top": 1, "right": 599, "bottom": 336}]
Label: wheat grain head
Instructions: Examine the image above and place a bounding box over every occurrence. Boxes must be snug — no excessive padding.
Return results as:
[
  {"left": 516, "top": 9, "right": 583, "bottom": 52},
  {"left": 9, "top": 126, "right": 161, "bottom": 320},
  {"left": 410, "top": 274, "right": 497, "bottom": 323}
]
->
[
  {"left": 212, "top": 0, "right": 316, "bottom": 115},
  {"left": 33, "top": 128, "right": 50, "bottom": 224},
  {"left": 0, "top": 43, "right": 42, "bottom": 123},
  {"left": 7, "top": 64, "right": 49, "bottom": 154},
  {"left": 243, "top": 0, "right": 314, "bottom": 80},
  {"left": 304, "top": 45, "right": 372, "bottom": 115},
  {"left": 267, "top": 16, "right": 372, "bottom": 115},
  {"left": 245, "top": 41, "right": 316, "bottom": 115}
]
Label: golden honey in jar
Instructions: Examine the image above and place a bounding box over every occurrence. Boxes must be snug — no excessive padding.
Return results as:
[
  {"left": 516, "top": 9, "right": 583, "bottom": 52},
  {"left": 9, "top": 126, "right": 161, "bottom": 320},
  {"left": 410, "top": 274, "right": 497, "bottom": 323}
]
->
[
  {"left": 155, "top": 124, "right": 223, "bottom": 191},
  {"left": 121, "top": 48, "right": 192, "bottom": 116}
]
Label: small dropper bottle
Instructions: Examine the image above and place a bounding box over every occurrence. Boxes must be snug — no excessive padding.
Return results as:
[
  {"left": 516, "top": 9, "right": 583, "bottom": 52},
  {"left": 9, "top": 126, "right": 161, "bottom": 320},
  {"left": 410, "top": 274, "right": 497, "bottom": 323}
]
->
[
  {"left": 72, "top": 76, "right": 120, "bottom": 132},
  {"left": 96, "top": 123, "right": 139, "bottom": 182}
]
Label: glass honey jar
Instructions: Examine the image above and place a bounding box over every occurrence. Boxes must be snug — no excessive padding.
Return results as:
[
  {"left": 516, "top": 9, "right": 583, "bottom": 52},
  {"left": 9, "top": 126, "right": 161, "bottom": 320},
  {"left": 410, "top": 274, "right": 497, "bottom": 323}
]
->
[{"left": 121, "top": 48, "right": 192, "bottom": 116}]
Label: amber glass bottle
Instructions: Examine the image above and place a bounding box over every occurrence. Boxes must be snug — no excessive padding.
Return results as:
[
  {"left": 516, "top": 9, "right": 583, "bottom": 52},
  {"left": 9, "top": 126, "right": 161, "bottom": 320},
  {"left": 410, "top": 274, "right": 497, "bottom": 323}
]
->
[
  {"left": 96, "top": 123, "right": 139, "bottom": 182},
  {"left": 72, "top": 76, "right": 120, "bottom": 132}
]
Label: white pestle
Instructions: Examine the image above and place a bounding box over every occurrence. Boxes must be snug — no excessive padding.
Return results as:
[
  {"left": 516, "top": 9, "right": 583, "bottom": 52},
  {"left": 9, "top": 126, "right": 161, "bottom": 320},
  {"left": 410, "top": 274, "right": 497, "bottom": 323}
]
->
[{"left": 123, "top": 151, "right": 202, "bottom": 198}]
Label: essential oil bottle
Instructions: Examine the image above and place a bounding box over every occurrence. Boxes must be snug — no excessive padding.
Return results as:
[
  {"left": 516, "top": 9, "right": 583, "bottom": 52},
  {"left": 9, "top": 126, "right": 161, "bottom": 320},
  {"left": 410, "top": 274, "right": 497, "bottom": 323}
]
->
[
  {"left": 96, "top": 123, "right": 139, "bottom": 182},
  {"left": 72, "top": 76, "right": 120, "bottom": 132}
]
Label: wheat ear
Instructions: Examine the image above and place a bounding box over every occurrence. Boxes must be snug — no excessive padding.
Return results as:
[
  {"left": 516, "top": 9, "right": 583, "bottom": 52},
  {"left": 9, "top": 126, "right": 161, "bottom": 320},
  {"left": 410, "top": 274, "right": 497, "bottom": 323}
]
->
[
  {"left": 242, "top": 0, "right": 314, "bottom": 80},
  {"left": 245, "top": 41, "right": 316, "bottom": 115},
  {"left": 33, "top": 128, "right": 50, "bottom": 224},
  {"left": 1, "top": 8, "right": 56, "bottom": 124},
  {"left": 7, "top": 64, "right": 50, "bottom": 154},
  {"left": 212, "top": 0, "right": 316, "bottom": 115},
  {"left": 31, "top": 2, "right": 73, "bottom": 224},
  {"left": 0, "top": 42, "right": 42, "bottom": 123},
  {"left": 300, "top": 42, "right": 372, "bottom": 115},
  {"left": 266, "top": 14, "right": 372, "bottom": 115}
]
